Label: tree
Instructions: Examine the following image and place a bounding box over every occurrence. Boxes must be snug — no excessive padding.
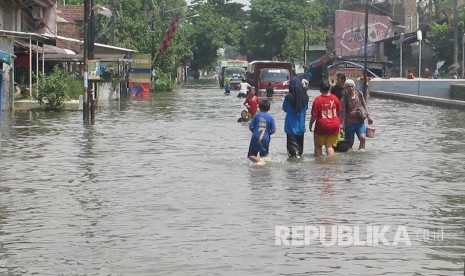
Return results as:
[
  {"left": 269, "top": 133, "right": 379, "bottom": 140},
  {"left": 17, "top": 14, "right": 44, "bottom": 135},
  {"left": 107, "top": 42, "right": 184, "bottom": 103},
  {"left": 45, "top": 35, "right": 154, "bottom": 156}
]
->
[
  {"left": 418, "top": 0, "right": 464, "bottom": 72},
  {"left": 247, "top": 0, "right": 327, "bottom": 60},
  {"left": 428, "top": 22, "right": 454, "bottom": 65},
  {"left": 186, "top": 1, "right": 245, "bottom": 74}
]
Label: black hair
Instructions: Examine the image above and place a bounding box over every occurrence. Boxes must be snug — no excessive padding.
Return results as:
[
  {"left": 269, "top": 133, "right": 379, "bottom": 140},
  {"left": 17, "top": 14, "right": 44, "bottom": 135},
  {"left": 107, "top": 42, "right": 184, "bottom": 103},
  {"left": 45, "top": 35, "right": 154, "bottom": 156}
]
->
[
  {"left": 319, "top": 79, "right": 331, "bottom": 93},
  {"left": 259, "top": 99, "right": 271, "bottom": 112},
  {"left": 336, "top": 73, "right": 346, "bottom": 82}
]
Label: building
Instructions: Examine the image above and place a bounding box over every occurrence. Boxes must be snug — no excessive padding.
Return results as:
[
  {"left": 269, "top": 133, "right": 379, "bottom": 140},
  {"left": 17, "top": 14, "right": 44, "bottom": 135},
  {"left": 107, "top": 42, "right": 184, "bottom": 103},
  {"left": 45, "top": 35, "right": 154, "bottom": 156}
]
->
[
  {"left": 0, "top": 1, "right": 138, "bottom": 111},
  {"left": 0, "top": 0, "right": 58, "bottom": 110}
]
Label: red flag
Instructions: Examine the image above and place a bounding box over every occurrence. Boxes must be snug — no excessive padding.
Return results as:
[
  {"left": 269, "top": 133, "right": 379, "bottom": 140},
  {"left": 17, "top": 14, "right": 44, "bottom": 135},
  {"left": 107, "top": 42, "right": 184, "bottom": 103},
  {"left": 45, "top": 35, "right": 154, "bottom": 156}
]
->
[{"left": 159, "top": 13, "right": 180, "bottom": 54}]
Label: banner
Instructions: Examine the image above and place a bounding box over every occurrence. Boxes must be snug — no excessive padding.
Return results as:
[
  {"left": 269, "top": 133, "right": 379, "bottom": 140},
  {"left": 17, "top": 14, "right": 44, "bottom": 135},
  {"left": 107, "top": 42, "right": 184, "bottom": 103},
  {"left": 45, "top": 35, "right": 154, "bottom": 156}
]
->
[
  {"left": 334, "top": 10, "right": 392, "bottom": 57},
  {"left": 159, "top": 13, "right": 180, "bottom": 54}
]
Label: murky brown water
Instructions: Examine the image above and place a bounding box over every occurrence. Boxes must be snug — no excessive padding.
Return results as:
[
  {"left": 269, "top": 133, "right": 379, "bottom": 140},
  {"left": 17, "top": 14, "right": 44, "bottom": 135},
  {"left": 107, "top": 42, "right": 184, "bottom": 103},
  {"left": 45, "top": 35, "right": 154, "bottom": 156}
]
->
[{"left": 0, "top": 79, "right": 464, "bottom": 275}]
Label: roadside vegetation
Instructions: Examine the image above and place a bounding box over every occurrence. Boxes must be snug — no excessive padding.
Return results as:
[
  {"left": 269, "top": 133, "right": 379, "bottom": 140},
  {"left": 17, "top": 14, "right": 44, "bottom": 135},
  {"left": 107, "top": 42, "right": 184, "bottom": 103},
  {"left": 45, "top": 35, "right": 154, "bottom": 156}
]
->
[
  {"left": 32, "top": 66, "right": 83, "bottom": 111},
  {"left": 60, "top": 0, "right": 465, "bottom": 85}
]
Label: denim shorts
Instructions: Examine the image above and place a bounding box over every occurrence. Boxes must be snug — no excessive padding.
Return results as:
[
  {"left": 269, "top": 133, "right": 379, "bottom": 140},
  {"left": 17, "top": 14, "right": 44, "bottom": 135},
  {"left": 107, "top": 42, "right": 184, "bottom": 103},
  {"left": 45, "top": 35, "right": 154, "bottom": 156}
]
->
[{"left": 344, "top": 123, "right": 366, "bottom": 142}]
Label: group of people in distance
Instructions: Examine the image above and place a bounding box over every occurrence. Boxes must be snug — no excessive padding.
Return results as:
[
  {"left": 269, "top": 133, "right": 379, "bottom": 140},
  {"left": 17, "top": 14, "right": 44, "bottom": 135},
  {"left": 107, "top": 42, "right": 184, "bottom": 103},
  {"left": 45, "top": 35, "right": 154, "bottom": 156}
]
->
[{"left": 237, "top": 72, "right": 374, "bottom": 164}]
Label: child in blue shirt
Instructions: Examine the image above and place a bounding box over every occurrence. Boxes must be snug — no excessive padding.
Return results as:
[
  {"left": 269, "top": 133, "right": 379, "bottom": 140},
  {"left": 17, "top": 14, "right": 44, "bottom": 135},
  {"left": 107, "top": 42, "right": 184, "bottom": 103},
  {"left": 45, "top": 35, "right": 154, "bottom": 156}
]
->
[{"left": 247, "top": 99, "right": 276, "bottom": 163}]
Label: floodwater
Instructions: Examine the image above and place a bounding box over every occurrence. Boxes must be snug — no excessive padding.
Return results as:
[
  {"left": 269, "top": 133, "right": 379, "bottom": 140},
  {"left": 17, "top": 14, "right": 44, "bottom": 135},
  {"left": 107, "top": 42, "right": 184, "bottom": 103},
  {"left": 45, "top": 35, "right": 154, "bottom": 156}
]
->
[{"left": 0, "top": 79, "right": 464, "bottom": 275}]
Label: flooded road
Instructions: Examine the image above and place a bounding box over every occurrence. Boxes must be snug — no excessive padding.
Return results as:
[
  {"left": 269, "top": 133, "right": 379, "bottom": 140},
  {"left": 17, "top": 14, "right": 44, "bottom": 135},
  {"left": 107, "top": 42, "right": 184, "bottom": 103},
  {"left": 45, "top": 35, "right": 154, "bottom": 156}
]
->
[{"left": 1, "top": 79, "right": 464, "bottom": 275}]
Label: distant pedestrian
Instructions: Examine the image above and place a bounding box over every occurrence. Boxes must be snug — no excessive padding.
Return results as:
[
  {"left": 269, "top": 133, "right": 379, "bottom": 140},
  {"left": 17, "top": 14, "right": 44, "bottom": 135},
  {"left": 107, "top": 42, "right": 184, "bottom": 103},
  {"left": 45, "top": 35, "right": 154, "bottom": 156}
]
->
[
  {"left": 309, "top": 79, "right": 341, "bottom": 157},
  {"left": 283, "top": 76, "right": 309, "bottom": 158},
  {"left": 266, "top": 82, "right": 274, "bottom": 98},
  {"left": 330, "top": 73, "right": 346, "bottom": 100},
  {"left": 238, "top": 79, "right": 250, "bottom": 98},
  {"left": 423, "top": 67, "right": 431, "bottom": 79},
  {"left": 247, "top": 99, "right": 276, "bottom": 164},
  {"left": 224, "top": 82, "right": 231, "bottom": 94},
  {"left": 407, "top": 70, "right": 415, "bottom": 79}
]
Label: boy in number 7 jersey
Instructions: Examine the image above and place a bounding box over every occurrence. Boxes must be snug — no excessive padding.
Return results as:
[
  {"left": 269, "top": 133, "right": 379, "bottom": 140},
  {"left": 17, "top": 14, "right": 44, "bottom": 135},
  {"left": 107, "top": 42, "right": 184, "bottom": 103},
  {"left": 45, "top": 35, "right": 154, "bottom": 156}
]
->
[{"left": 247, "top": 99, "right": 276, "bottom": 164}]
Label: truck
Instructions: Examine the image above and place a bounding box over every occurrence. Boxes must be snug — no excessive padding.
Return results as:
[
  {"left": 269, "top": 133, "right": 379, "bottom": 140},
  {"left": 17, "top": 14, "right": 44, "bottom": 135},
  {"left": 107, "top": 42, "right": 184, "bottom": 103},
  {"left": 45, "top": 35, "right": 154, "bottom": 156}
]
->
[
  {"left": 246, "top": 61, "right": 292, "bottom": 96},
  {"left": 217, "top": 59, "right": 248, "bottom": 88}
]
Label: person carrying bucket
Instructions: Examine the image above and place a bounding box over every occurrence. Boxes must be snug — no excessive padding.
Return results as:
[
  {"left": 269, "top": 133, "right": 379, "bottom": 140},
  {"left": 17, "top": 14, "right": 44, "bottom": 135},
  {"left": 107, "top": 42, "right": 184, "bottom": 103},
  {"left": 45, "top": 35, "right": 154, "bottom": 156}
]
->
[{"left": 339, "top": 79, "right": 374, "bottom": 151}]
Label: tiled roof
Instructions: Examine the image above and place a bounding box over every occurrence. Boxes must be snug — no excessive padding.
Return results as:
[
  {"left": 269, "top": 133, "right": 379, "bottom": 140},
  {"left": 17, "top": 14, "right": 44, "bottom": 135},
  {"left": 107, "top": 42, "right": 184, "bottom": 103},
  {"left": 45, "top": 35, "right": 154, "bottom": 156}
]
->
[{"left": 57, "top": 5, "right": 83, "bottom": 24}]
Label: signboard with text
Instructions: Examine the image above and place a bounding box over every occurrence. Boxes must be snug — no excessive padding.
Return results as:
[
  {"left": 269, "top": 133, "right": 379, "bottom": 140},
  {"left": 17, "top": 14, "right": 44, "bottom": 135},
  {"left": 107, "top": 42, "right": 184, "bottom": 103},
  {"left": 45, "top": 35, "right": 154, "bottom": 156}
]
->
[
  {"left": 128, "top": 54, "right": 151, "bottom": 96},
  {"left": 334, "top": 10, "right": 392, "bottom": 57}
]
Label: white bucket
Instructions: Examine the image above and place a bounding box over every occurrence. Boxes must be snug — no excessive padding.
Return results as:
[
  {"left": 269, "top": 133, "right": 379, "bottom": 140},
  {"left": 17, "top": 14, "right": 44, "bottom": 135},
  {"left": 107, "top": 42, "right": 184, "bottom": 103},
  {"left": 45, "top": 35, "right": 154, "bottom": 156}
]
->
[{"left": 366, "top": 125, "right": 375, "bottom": 138}]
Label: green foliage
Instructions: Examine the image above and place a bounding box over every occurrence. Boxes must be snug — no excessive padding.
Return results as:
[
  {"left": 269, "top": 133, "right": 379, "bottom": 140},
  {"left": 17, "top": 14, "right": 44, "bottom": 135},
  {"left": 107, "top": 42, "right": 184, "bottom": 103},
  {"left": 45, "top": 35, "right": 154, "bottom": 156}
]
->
[
  {"left": 282, "top": 28, "right": 331, "bottom": 63},
  {"left": 33, "top": 66, "right": 70, "bottom": 111},
  {"left": 154, "top": 71, "right": 175, "bottom": 91},
  {"left": 247, "top": 0, "right": 327, "bottom": 60},
  {"left": 83, "top": 0, "right": 338, "bottom": 74},
  {"left": 68, "top": 78, "right": 84, "bottom": 100},
  {"left": 186, "top": 2, "right": 246, "bottom": 72},
  {"left": 428, "top": 23, "right": 454, "bottom": 65}
]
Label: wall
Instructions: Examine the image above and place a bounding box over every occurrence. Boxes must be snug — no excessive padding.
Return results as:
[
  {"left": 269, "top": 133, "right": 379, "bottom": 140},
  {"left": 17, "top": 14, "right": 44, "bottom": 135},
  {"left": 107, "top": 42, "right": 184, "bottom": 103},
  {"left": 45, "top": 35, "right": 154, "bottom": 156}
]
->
[
  {"left": 0, "top": 37, "right": 13, "bottom": 111},
  {"left": 369, "top": 78, "right": 465, "bottom": 99},
  {"left": 97, "top": 82, "right": 119, "bottom": 102},
  {"left": 450, "top": 84, "right": 465, "bottom": 101}
]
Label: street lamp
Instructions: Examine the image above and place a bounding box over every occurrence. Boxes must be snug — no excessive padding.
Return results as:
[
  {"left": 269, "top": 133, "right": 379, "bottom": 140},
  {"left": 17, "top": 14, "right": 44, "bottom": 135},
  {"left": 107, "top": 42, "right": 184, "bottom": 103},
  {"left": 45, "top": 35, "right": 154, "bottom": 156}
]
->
[
  {"left": 363, "top": 1, "right": 368, "bottom": 100},
  {"left": 462, "top": 33, "right": 465, "bottom": 78},
  {"left": 93, "top": 4, "right": 112, "bottom": 18},
  {"left": 399, "top": 32, "right": 404, "bottom": 78},
  {"left": 417, "top": 29, "right": 422, "bottom": 79}
]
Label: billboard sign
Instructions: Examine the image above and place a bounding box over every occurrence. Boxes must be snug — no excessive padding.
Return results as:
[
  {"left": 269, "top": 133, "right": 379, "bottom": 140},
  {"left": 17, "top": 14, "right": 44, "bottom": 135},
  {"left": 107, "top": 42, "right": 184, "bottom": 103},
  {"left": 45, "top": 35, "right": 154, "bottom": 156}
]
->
[{"left": 334, "top": 10, "right": 392, "bottom": 57}]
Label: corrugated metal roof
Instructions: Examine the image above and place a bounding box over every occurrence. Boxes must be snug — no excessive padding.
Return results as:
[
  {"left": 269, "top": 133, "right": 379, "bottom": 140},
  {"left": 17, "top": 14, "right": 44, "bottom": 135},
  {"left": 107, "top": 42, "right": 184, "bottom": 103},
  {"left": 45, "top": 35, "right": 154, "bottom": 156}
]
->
[
  {"left": 17, "top": 0, "right": 57, "bottom": 8},
  {"left": 42, "top": 34, "right": 138, "bottom": 53},
  {"left": 0, "top": 30, "right": 52, "bottom": 42},
  {"left": 15, "top": 40, "right": 76, "bottom": 55}
]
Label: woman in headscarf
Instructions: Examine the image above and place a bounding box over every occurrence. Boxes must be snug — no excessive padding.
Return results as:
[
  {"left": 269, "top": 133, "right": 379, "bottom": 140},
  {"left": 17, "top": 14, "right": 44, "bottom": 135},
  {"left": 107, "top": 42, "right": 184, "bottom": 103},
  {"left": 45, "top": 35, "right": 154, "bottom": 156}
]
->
[{"left": 282, "top": 76, "right": 310, "bottom": 158}]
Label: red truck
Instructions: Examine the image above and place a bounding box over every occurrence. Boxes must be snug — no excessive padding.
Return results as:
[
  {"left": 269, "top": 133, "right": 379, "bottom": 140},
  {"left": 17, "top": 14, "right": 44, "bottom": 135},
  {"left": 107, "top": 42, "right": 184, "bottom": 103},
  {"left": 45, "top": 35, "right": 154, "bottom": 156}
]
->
[{"left": 246, "top": 61, "right": 292, "bottom": 96}]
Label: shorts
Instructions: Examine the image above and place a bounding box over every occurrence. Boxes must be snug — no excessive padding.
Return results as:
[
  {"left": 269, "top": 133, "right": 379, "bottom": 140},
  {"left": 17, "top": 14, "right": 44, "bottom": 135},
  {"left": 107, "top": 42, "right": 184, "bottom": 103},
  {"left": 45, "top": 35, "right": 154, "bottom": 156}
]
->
[
  {"left": 314, "top": 134, "right": 339, "bottom": 147},
  {"left": 248, "top": 139, "right": 270, "bottom": 158},
  {"left": 344, "top": 123, "right": 366, "bottom": 143}
]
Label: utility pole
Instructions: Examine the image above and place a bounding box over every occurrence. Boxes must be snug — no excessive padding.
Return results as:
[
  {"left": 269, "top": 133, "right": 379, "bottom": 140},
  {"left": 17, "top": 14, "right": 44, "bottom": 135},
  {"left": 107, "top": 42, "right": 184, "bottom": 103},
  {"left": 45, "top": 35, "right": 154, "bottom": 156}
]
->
[
  {"left": 83, "top": 0, "right": 95, "bottom": 124},
  {"left": 89, "top": 0, "right": 95, "bottom": 124},
  {"left": 83, "top": 0, "right": 90, "bottom": 123},
  {"left": 453, "top": 0, "right": 459, "bottom": 76},
  {"left": 151, "top": 20, "right": 156, "bottom": 90},
  {"left": 109, "top": 0, "right": 115, "bottom": 45},
  {"left": 462, "top": 33, "right": 465, "bottom": 78},
  {"left": 399, "top": 32, "right": 404, "bottom": 78},
  {"left": 303, "top": 25, "right": 307, "bottom": 65},
  {"left": 363, "top": 0, "right": 369, "bottom": 101}
]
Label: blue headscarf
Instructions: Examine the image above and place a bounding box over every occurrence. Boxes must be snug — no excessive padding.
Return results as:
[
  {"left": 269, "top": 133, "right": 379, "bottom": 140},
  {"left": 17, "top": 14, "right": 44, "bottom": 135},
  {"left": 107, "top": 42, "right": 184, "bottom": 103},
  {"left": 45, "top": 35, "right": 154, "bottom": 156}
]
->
[{"left": 285, "top": 77, "right": 309, "bottom": 113}]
